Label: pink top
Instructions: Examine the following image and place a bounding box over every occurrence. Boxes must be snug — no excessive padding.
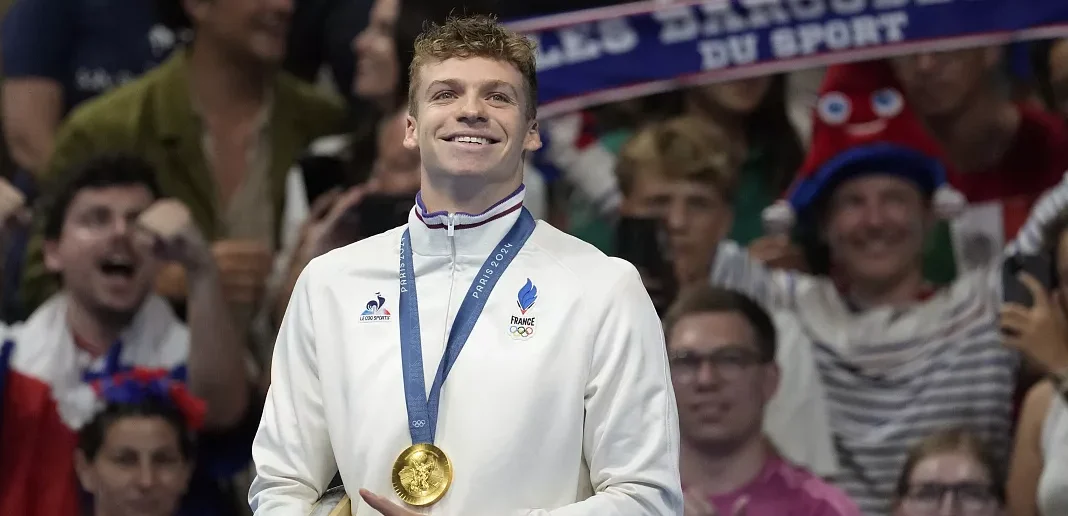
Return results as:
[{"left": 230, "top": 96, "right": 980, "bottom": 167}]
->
[{"left": 700, "top": 456, "right": 861, "bottom": 516}]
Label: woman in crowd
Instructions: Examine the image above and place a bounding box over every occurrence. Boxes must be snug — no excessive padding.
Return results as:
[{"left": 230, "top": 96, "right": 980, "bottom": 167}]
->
[
  {"left": 64, "top": 368, "right": 204, "bottom": 516},
  {"left": 683, "top": 76, "right": 804, "bottom": 247},
  {"left": 1032, "top": 38, "right": 1068, "bottom": 121},
  {"left": 1003, "top": 208, "right": 1068, "bottom": 516},
  {"left": 893, "top": 428, "right": 1005, "bottom": 516}
]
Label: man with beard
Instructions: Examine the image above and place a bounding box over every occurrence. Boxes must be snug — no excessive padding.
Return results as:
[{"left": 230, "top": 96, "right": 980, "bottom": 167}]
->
[
  {"left": 0, "top": 154, "right": 251, "bottom": 516},
  {"left": 665, "top": 286, "right": 859, "bottom": 516}
]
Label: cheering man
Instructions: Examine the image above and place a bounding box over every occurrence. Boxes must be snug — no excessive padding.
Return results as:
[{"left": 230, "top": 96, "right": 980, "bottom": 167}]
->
[{"left": 249, "top": 14, "right": 683, "bottom": 516}]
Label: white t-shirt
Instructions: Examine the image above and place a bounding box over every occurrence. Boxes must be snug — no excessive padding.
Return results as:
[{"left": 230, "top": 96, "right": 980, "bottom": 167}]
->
[
  {"left": 765, "top": 312, "right": 839, "bottom": 477},
  {"left": 1039, "top": 394, "right": 1068, "bottom": 515}
]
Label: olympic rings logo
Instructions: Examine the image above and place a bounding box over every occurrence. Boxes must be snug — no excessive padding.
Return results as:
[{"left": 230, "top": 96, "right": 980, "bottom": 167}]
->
[
  {"left": 412, "top": 420, "right": 427, "bottom": 428},
  {"left": 509, "top": 325, "right": 535, "bottom": 338}
]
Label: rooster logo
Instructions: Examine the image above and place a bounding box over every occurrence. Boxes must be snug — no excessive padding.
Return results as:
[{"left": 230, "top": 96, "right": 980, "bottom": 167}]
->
[{"left": 361, "top": 293, "right": 390, "bottom": 316}]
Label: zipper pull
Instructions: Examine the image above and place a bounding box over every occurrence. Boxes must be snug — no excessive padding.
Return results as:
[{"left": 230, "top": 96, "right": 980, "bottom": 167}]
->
[{"left": 447, "top": 214, "right": 456, "bottom": 237}]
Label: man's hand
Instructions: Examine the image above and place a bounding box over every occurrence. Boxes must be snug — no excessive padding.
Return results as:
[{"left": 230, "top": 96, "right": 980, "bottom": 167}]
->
[
  {"left": 1001, "top": 272, "right": 1068, "bottom": 372},
  {"left": 358, "top": 489, "right": 420, "bottom": 516},
  {"left": 0, "top": 177, "right": 29, "bottom": 228},
  {"left": 747, "top": 235, "right": 807, "bottom": 272},
  {"left": 297, "top": 185, "right": 368, "bottom": 263},
  {"left": 136, "top": 199, "right": 212, "bottom": 276},
  {"left": 212, "top": 239, "right": 273, "bottom": 305}
]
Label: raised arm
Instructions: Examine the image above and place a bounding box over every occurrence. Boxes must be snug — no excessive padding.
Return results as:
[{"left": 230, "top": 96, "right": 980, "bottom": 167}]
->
[
  {"left": 1009, "top": 172, "right": 1068, "bottom": 257},
  {"left": 138, "top": 200, "right": 250, "bottom": 430},
  {"left": 1, "top": 0, "right": 70, "bottom": 174},
  {"left": 710, "top": 237, "right": 801, "bottom": 312},
  {"left": 249, "top": 262, "right": 337, "bottom": 515}
]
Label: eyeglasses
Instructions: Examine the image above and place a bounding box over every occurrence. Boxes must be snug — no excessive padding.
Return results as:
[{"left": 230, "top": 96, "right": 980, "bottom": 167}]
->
[
  {"left": 900, "top": 482, "right": 998, "bottom": 514},
  {"left": 668, "top": 348, "right": 767, "bottom": 383}
]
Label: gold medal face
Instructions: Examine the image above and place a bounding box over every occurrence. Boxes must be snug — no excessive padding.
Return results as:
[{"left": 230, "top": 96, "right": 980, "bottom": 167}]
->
[{"left": 391, "top": 443, "right": 453, "bottom": 506}]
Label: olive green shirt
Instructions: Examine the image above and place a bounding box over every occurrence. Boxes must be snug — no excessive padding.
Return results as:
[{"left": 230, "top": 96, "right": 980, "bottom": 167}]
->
[{"left": 20, "top": 50, "right": 346, "bottom": 312}]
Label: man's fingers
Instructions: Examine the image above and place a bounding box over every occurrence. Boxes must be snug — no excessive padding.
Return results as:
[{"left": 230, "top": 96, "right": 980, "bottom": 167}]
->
[
  {"left": 358, "top": 489, "right": 417, "bottom": 516},
  {"left": 138, "top": 199, "right": 193, "bottom": 241},
  {"left": 309, "top": 188, "right": 343, "bottom": 219},
  {"left": 358, "top": 489, "right": 392, "bottom": 514},
  {"left": 1002, "top": 332, "right": 1023, "bottom": 350},
  {"left": 0, "top": 179, "right": 26, "bottom": 224},
  {"left": 322, "top": 185, "right": 368, "bottom": 226},
  {"left": 1000, "top": 305, "right": 1032, "bottom": 329},
  {"left": 1000, "top": 303, "right": 1031, "bottom": 322}
]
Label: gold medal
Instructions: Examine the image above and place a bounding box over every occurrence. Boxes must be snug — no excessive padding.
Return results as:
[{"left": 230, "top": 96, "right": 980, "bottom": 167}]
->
[{"left": 391, "top": 443, "right": 453, "bottom": 506}]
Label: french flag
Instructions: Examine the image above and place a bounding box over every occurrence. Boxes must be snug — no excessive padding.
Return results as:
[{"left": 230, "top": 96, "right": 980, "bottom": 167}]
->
[{"left": 0, "top": 339, "right": 81, "bottom": 516}]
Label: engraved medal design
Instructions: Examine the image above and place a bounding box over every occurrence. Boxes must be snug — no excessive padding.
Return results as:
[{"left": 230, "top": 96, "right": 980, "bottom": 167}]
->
[{"left": 392, "top": 443, "right": 453, "bottom": 506}]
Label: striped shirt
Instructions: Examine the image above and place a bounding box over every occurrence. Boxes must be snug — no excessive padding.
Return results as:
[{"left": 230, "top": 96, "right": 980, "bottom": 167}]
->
[{"left": 710, "top": 174, "right": 1068, "bottom": 515}]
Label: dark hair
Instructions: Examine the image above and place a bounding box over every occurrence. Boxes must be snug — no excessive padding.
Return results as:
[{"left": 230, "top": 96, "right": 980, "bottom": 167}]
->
[
  {"left": 1032, "top": 39, "right": 1060, "bottom": 112},
  {"left": 43, "top": 154, "right": 162, "bottom": 240},
  {"left": 78, "top": 397, "right": 196, "bottom": 462},
  {"left": 154, "top": 0, "right": 192, "bottom": 31},
  {"left": 747, "top": 75, "right": 805, "bottom": 196},
  {"left": 662, "top": 286, "right": 777, "bottom": 362},
  {"left": 347, "top": 1, "right": 459, "bottom": 185},
  {"left": 1043, "top": 206, "right": 1068, "bottom": 261},
  {"left": 686, "top": 75, "right": 803, "bottom": 196},
  {"left": 1038, "top": 207, "right": 1068, "bottom": 288},
  {"left": 894, "top": 427, "right": 1006, "bottom": 506}
]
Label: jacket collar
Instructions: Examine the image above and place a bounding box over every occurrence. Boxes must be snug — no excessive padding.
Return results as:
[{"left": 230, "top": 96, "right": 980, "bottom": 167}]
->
[{"left": 407, "top": 185, "right": 527, "bottom": 257}]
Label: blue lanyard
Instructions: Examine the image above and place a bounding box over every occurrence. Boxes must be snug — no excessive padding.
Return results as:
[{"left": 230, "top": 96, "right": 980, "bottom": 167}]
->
[{"left": 398, "top": 208, "right": 536, "bottom": 444}]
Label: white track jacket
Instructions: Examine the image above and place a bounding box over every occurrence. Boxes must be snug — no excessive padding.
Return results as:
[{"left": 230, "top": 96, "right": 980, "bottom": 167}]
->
[{"left": 249, "top": 187, "right": 683, "bottom": 515}]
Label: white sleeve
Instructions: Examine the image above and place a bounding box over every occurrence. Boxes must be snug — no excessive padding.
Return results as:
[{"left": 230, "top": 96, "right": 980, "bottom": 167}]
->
[
  {"left": 1007, "top": 171, "right": 1068, "bottom": 257},
  {"left": 763, "top": 313, "right": 839, "bottom": 478},
  {"left": 987, "top": 172, "right": 1068, "bottom": 303},
  {"left": 267, "top": 166, "right": 311, "bottom": 298},
  {"left": 533, "top": 264, "right": 683, "bottom": 515},
  {"left": 249, "top": 263, "right": 336, "bottom": 515},
  {"left": 710, "top": 241, "right": 800, "bottom": 312}
]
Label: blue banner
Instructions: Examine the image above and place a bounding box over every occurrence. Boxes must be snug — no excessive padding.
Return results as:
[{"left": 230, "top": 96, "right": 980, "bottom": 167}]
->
[{"left": 507, "top": 0, "right": 1068, "bottom": 117}]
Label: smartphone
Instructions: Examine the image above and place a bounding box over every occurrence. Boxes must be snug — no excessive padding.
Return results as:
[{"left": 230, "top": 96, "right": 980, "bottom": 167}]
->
[
  {"left": 1003, "top": 253, "right": 1056, "bottom": 308},
  {"left": 355, "top": 193, "right": 415, "bottom": 237},
  {"left": 327, "top": 192, "right": 414, "bottom": 243},
  {"left": 300, "top": 155, "right": 349, "bottom": 205},
  {"left": 614, "top": 216, "right": 677, "bottom": 314}
]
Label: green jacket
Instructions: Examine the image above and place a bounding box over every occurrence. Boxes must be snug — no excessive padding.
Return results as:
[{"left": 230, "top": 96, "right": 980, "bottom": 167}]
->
[{"left": 20, "top": 50, "right": 346, "bottom": 313}]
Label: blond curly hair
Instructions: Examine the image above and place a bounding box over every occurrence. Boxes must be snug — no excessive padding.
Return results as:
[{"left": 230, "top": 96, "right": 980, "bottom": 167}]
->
[
  {"left": 616, "top": 115, "right": 742, "bottom": 203},
  {"left": 408, "top": 14, "right": 538, "bottom": 119}
]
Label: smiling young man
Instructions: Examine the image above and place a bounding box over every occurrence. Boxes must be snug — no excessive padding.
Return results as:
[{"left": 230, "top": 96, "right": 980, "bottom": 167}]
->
[
  {"left": 714, "top": 60, "right": 1068, "bottom": 516},
  {"left": 249, "top": 14, "right": 682, "bottom": 516}
]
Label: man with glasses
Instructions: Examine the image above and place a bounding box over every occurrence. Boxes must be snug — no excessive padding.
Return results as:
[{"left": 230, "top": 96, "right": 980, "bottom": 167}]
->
[{"left": 664, "top": 286, "right": 860, "bottom": 516}]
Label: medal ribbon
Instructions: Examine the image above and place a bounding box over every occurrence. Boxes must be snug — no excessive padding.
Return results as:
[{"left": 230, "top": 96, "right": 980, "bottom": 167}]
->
[{"left": 398, "top": 208, "right": 536, "bottom": 444}]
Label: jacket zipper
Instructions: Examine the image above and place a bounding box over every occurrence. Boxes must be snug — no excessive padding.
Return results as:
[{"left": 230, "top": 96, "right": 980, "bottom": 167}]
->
[{"left": 439, "top": 214, "right": 459, "bottom": 380}]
